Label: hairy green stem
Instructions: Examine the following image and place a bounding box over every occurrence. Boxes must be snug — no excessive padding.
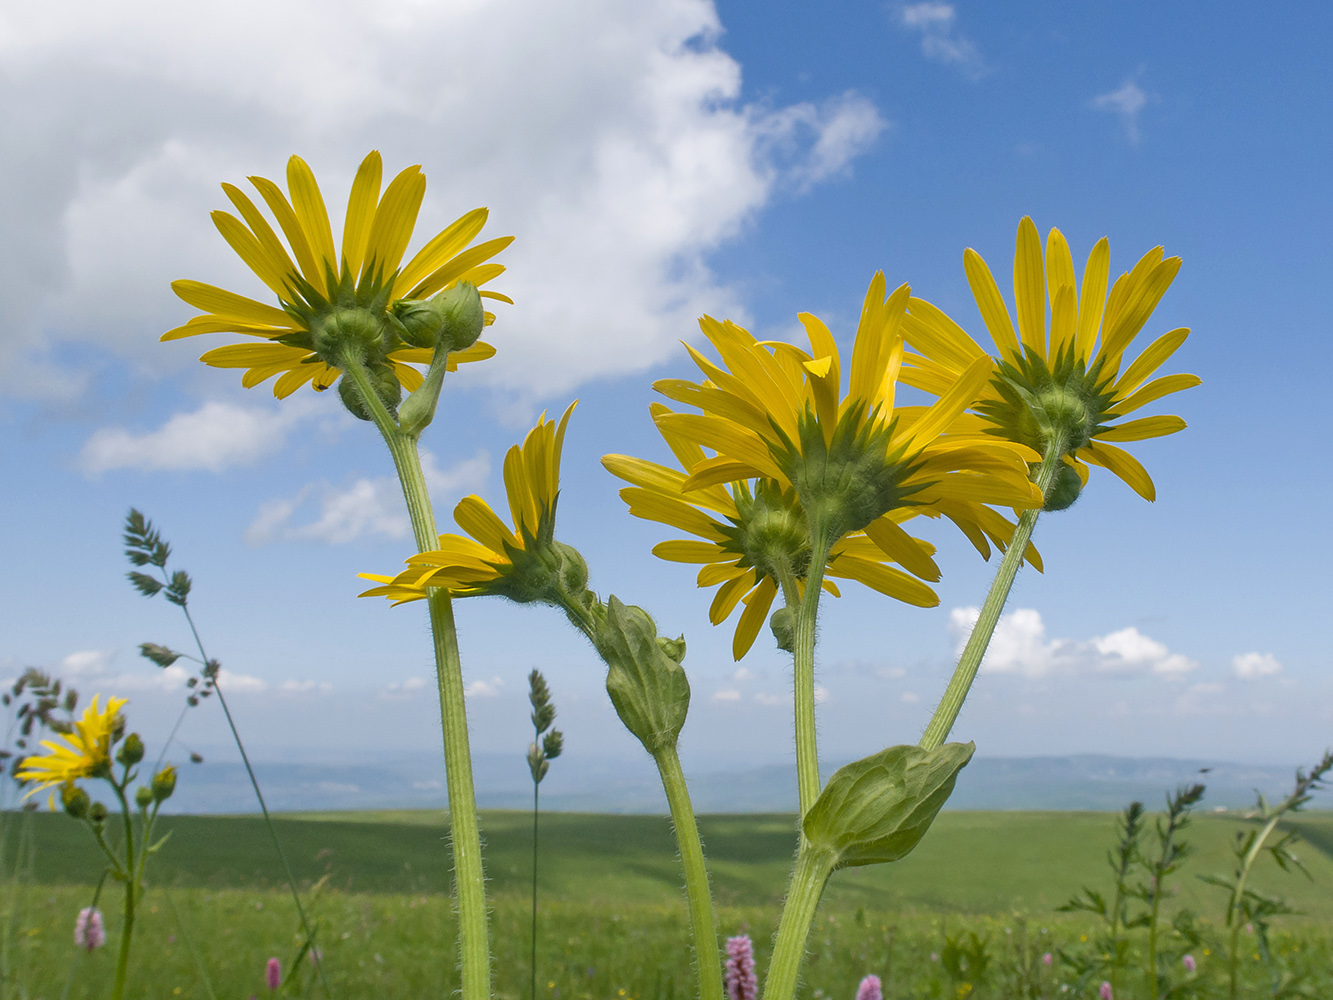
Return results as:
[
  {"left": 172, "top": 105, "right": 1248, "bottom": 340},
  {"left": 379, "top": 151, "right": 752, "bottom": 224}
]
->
[
  {"left": 790, "top": 522, "right": 834, "bottom": 821},
  {"left": 109, "top": 782, "right": 137, "bottom": 1000},
  {"left": 1227, "top": 813, "right": 1281, "bottom": 1000},
  {"left": 655, "top": 746, "right": 724, "bottom": 1000},
  {"left": 920, "top": 437, "right": 1065, "bottom": 751},
  {"left": 342, "top": 355, "right": 491, "bottom": 1000},
  {"left": 761, "top": 846, "right": 838, "bottom": 1000}
]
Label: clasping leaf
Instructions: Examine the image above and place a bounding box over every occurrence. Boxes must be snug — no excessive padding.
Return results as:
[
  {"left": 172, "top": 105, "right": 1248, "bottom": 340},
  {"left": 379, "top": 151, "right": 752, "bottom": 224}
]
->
[{"left": 595, "top": 596, "right": 690, "bottom": 756}]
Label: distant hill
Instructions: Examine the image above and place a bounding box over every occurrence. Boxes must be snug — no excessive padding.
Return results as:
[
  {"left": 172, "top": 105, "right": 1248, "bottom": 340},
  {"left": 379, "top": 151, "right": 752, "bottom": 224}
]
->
[{"left": 155, "top": 750, "right": 1327, "bottom": 814}]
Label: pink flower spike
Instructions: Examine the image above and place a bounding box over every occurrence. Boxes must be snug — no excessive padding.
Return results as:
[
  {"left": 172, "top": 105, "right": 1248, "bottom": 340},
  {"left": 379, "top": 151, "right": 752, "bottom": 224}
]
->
[
  {"left": 855, "top": 974, "right": 882, "bottom": 1000},
  {"left": 724, "top": 935, "right": 757, "bottom": 1000},
  {"left": 266, "top": 957, "right": 281, "bottom": 990},
  {"left": 1042, "top": 952, "right": 1053, "bottom": 966},
  {"left": 1183, "top": 954, "right": 1197, "bottom": 973},
  {"left": 74, "top": 907, "right": 105, "bottom": 952},
  {"left": 1099, "top": 982, "right": 1114, "bottom": 1000}
]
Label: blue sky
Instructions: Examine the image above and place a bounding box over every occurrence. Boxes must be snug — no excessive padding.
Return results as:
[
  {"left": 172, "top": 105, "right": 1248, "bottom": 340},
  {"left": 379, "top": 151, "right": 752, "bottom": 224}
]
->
[{"left": 2, "top": 1, "right": 1329, "bottom": 779}]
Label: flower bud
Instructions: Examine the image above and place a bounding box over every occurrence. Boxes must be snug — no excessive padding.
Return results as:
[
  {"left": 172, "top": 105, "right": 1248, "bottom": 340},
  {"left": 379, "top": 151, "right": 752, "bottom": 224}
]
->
[
  {"left": 89, "top": 800, "right": 109, "bottom": 825},
  {"left": 312, "top": 306, "right": 388, "bottom": 362},
  {"left": 117, "top": 732, "right": 145, "bottom": 766},
  {"left": 134, "top": 785, "right": 154, "bottom": 809},
  {"left": 152, "top": 765, "right": 178, "bottom": 803},
  {"left": 1041, "top": 462, "right": 1082, "bottom": 512},
  {"left": 392, "top": 282, "right": 485, "bottom": 352},
  {"left": 61, "top": 783, "right": 90, "bottom": 819},
  {"left": 338, "top": 360, "right": 402, "bottom": 421},
  {"left": 769, "top": 607, "right": 795, "bottom": 653}
]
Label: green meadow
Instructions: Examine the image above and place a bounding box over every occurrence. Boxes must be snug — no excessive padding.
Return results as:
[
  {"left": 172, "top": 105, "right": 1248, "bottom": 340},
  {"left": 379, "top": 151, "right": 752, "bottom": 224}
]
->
[{"left": 4, "top": 809, "right": 1332, "bottom": 998}]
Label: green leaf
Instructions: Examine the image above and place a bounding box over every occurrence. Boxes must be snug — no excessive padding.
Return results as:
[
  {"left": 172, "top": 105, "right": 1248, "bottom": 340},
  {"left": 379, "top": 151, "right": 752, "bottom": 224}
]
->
[
  {"left": 139, "top": 643, "right": 181, "bottom": 668},
  {"left": 803, "top": 741, "right": 974, "bottom": 868},
  {"left": 595, "top": 596, "right": 690, "bottom": 756}
]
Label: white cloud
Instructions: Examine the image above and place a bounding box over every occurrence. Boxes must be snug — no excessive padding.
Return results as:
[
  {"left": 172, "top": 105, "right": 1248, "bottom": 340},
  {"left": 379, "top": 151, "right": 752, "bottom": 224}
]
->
[
  {"left": 897, "top": 3, "right": 985, "bottom": 79},
  {"left": 755, "top": 691, "right": 791, "bottom": 707},
  {"left": 379, "top": 677, "right": 429, "bottom": 701},
  {"left": 948, "top": 607, "right": 1198, "bottom": 678},
  {"left": 53, "top": 648, "right": 266, "bottom": 694},
  {"left": 278, "top": 679, "right": 332, "bottom": 695},
  {"left": 61, "top": 649, "right": 114, "bottom": 676},
  {"left": 731, "top": 667, "right": 755, "bottom": 682},
  {"left": 245, "top": 449, "right": 489, "bottom": 545},
  {"left": 215, "top": 669, "right": 267, "bottom": 693},
  {"left": 900, "top": 691, "right": 920, "bottom": 704},
  {"left": 813, "top": 684, "right": 829, "bottom": 705},
  {"left": 1091, "top": 79, "right": 1150, "bottom": 143},
  {"left": 712, "top": 689, "right": 742, "bottom": 702},
  {"left": 1232, "top": 652, "right": 1282, "bottom": 681},
  {"left": 80, "top": 396, "right": 340, "bottom": 475},
  {"left": 877, "top": 666, "right": 907, "bottom": 680},
  {"left": 465, "top": 676, "right": 504, "bottom": 698},
  {"left": 0, "top": 0, "right": 884, "bottom": 406}
]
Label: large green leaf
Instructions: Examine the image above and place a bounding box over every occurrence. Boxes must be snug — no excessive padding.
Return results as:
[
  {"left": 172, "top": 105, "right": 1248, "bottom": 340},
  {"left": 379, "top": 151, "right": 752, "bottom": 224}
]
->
[{"left": 595, "top": 596, "right": 690, "bottom": 756}]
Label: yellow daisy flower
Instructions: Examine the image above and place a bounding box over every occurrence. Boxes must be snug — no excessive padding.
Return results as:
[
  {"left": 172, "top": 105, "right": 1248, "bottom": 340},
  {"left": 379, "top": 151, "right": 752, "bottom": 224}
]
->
[
  {"left": 163, "top": 150, "right": 513, "bottom": 399},
  {"left": 902, "top": 217, "right": 1200, "bottom": 502},
  {"left": 16, "top": 695, "right": 126, "bottom": 801},
  {"left": 360, "top": 403, "right": 578, "bottom": 603},
  {"left": 606, "top": 405, "right": 948, "bottom": 659},
  {"left": 652, "top": 272, "right": 1043, "bottom": 561}
]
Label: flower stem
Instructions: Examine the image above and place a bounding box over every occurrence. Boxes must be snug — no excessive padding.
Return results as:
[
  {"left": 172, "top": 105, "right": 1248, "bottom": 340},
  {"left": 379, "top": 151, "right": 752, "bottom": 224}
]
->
[
  {"left": 341, "top": 355, "right": 491, "bottom": 1000},
  {"left": 760, "top": 845, "right": 838, "bottom": 1000},
  {"left": 1227, "top": 813, "right": 1282, "bottom": 1000},
  {"left": 530, "top": 774, "right": 540, "bottom": 1000},
  {"left": 789, "top": 522, "right": 834, "bottom": 821},
  {"left": 109, "top": 782, "right": 137, "bottom": 1000},
  {"left": 919, "top": 437, "right": 1064, "bottom": 751},
  {"left": 655, "top": 746, "right": 724, "bottom": 1000}
]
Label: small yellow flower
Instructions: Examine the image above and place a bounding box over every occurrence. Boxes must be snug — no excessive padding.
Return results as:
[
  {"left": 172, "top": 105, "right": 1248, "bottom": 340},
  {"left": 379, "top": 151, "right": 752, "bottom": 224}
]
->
[
  {"left": 361, "top": 403, "right": 578, "bottom": 603},
  {"left": 164, "top": 150, "right": 512, "bottom": 398},
  {"left": 903, "top": 217, "right": 1199, "bottom": 502},
  {"left": 16, "top": 695, "right": 126, "bottom": 802}
]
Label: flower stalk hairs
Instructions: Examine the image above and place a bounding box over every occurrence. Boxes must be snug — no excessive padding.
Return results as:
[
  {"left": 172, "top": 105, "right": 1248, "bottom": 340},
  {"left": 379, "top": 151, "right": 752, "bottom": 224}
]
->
[
  {"left": 166, "top": 151, "right": 512, "bottom": 1000},
  {"left": 17, "top": 697, "right": 177, "bottom": 1000}
]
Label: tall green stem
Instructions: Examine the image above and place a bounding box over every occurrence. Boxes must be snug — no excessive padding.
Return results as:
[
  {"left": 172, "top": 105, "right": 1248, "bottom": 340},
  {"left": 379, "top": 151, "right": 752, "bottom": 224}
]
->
[
  {"left": 1227, "top": 814, "right": 1281, "bottom": 1000},
  {"left": 342, "top": 356, "right": 491, "bottom": 1000},
  {"left": 789, "top": 522, "right": 834, "bottom": 820},
  {"left": 109, "top": 783, "right": 137, "bottom": 1000},
  {"left": 760, "top": 846, "right": 838, "bottom": 1000},
  {"left": 530, "top": 775, "right": 540, "bottom": 1000},
  {"left": 655, "top": 747, "right": 724, "bottom": 1000},
  {"left": 920, "top": 437, "right": 1065, "bottom": 751}
]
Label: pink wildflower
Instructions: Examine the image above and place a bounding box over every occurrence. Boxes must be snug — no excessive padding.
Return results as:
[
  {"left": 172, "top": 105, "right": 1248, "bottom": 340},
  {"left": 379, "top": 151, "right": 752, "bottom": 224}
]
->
[
  {"left": 724, "top": 935, "right": 757, "bottom": 1000},
  {"left": 1042, "top": 952, "right": 1053, "bottom": 966},
  {"left": 74, "top": 907, "right": 105, "bottom": 952},
  {"left": 1099, "top": 982, "right": 1113, "bottom": 1000},
  {"left": 855, "top": 974, "right": 882, "bottom": 1000},
  {"left": 1183, "top": 954, "right": 1196, "bottom": 973},
  {"left": 266, "top": 957, "right": 281, "bottom": 990}
]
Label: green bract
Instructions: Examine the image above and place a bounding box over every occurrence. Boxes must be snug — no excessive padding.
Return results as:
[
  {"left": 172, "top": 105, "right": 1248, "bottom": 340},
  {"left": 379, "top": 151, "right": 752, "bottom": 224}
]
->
[
  {"left": 803, "top": 741, "right": 975, "bottom": 868},
  {"left": 595, "top": 597, "right": 690, "bottom": 756}
]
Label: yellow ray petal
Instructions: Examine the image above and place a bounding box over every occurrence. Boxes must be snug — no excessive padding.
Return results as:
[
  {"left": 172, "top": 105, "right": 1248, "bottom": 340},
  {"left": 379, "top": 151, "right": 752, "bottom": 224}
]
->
[
  {"left": 363, "top": 164, "right": 425, "bottom": 282},
  {"left": 1105, "top": 372, "right": 1201, "bottom": 417},
  {"left": 341, "top": 150, "right": 383, "bottom": 276},
  {"left": 398, "top": 207, "right": 490, "bottom": 294},
  {"left": 1081, "top": 439, "right": 1156, "bottom": 501},
  {"left": 620, "top": 488, "right": 729, "bottom": 542},
  {"left": 903, "top": 297, "right": 986, "bottom": 373},
  {"left": 1013, "top": 217, "right": 1046, "bottom": 355},
  {"left": 453, "top": 495, "right": 520, "bottom": 554},
  {"left": 1048, "top": 283, "right": 1077, "bottom": 363},
  {"left": 710, "top": 570, "right": 755, "bottom": 625},
  {"left": 1094, "top": 415, "right": 1186, "bottom": 442},
  {"left": 406, "top": 236, "right": 515, "bottom": 300},
  {"left": 652, "top": 540, "right": 728, "bottom": 563},
  {"left": 248, "top": 173, "right": 322, "bottom": 290},
  {"left": 162, "top": 317, "right": 296, "bottom": 341},
  {"left": 1075, "top": 237, "right": 1110, "bottom": 360},
  {"left": 1045, "top": 227, "right": 1076, "bottom": 313},
  {"left": 654, "top": 413, "right": 786, "bottom": 482},
  {"left": 733, "top": 577, "right": 778, "bottom": 660},
  {"left": 1114, "top": 327, "right": 1190, "bottom": 399},
  {"left": 286, "top": 155, "right": 337, "bottom": 287},
  {"left": 170, "top": 280, "right": 296, "bottom": 328},
  {"left": 863, "top": 516, "right": 940, "bottom": 582},
  {"left": 827, "top": 555, "right": 938, "bottom": 607},
  {"left": 209, "top": 211, "right": 290, "bottom": 298},
  {"left": 898, "top": 355, "right": 993, "bottom": 455}
]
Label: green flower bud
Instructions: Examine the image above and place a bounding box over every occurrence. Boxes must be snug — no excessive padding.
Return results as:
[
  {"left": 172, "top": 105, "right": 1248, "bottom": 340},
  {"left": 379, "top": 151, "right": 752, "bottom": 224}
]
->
[
  {"left": 134, "top": 785, "right": 154, "bottom": 809},
  {"left": 1041, "top": 462, "right": 1083, "bottom": 512},
  {"left": 312, "top": 306, "right": 388, "bottom": 362},
  {"left": 338, "top": 360, "right": 402, "bottom": 421},
  {"left": 391, "top": 282, "right": 485, "bottom": 352},
  {"left": 61, "top": 783, "right": 90, "bottom": 819},
  {"left": 89, "top": 800, "right": 109, "bottom": 825},
  {"left": 770, "top": 607, "right": 795, "bottom": 653},
  {"left": 152, "top": 765, "right": 178, "bottom": 803},
  {"left": 117, "top": 732, "right": 145, "bottom": 766}
]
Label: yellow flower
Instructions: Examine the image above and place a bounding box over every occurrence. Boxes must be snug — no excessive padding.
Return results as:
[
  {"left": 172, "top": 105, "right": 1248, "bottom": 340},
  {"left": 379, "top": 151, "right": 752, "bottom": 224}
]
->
[
  {"left": 606, "top": 404, "right": 949, "bottom": 659},
  {"left": 16, "top": 695, "right": 126, "bottom": 802},
  {"left": 902, "top": 217, "right": 1199, "bottom": 502},
  {"left": 652, "top": 272, "right": 1042, "bottom": 562},
  {"left": 163, "top": 150, "right": 513, "bottom": 398},
  {"left": 360, "top": 403, "right": 578, "bottom": 603}
]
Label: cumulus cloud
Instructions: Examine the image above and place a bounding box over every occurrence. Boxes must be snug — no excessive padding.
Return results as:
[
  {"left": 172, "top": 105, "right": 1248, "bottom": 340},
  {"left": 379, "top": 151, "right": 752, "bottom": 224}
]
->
[
  {"left": 712, "top": 689, "right": 742, "bottom": 702},
  {"left": 379, "top": 677, "right": 428, "bottom": 701},
  {"left": 55, "top": 648, "right": 268, "bottom": 693},
  {"left": 900, "top": 691, "right": 920, "bottom": 704},
  {"left": 465, "top": 676, "right": 504, "bottom": 698},
  {"left": 245, "top": 450, "right": 489, "bottom": 545},
  {"left": 1091, "top": 79, "right": 1150, "bottom": 143},
  {"left": 897, "top": 3, "right": 986, "bottom": 79},
  {"left": 278, "top": 679, "right": 332, "bottom": 696},
  {"left": 0, "top": 0, "right": 884, "bottom": 407},
  {"left": 79, "top": 396, "right": 341, "bottom": 475},
  {"left": 1232, "top": 652, "right": 1281, "bottom": 680},
  {"left": 948, "top": 607, "right": 1198, "bottom": 678}
]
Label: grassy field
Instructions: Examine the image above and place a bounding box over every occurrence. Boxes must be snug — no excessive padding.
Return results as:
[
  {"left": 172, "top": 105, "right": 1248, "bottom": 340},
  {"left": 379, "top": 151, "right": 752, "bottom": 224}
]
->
[{"left": 3, "top": 808, "right": 1332, "bottom": 998}]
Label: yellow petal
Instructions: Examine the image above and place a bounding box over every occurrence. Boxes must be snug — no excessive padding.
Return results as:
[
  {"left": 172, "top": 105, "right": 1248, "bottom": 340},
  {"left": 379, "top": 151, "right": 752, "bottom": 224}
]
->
[
  {"left": 964, "top": 247, "right": 1022, "bottom": 361},
  {"left": 1075, "top": 237, "right": 1110, "bottom": 360},
  {"left": 652, "top": 539, "right": 728, "bottom": 563},
  {"left": 1114, "top": 328, "right": 1190, "bottom": 399},
  {"left": 1044, "top": 227, "right": 1076, "bottom": 312},
  {"left": 681, "top": 457, "right": 762, "bottom": 492},
  {"left": 826, "top": 555, "right": 938, "bottom": 607},
  {"left": 862, "top": 516, "right": 940, "bottom": 582},
  {"left": 453, "top": 495, "right": 520, "bottom": 554},
  {"left": 1048, "top": 284, "right": 1077, "bottom": 363},
  {"left": 341, "top": 151, "right": 383, "bottom": 276},
  {"left": 1105, "top": 372, "right": 1201, "bottom": 417},
  {"left": 1095, "top": 415, "right": 1186, "bottom": 442},
  {"left": 620, "top": 488, "right": 729, "bottom": 542},
  {"left": 363, "top": 164, "right": 425, "bottom": 283},
  {"left": 654, "top": 413, "right": 786, "bottom": 483},
  {"left": 171, "top": 280, "right": 295, "bottom": 328},
  {"left": 1081, "top": 440, "right": 1156, "bottom": 501},
  {"left": 1013, "top": 217, "right": 1046, "bottom": 356},
  {"left": 406, "top": 236, "right": 515, "bottom": 300},
  {"left": 709, "top": 569, "right": 755, "bottom": 625},
  {"left": 1101, "top": 256, "right": 1182, "bottom": 370},
  {"left": 903, "top": 297, "right": 985, "bottom": 373},
  {"left": 210, "top": 211, "right": 290, "bottom": 298},
  {"left": 285, "top": 155, "right": 338, "bottom": 287},
  {"left": 732, "top": 577, "right": 778, "bottom": 660},
  {"left": 161, "top": 317, "right": 296, "bottom": 341},
  {"left": 398, "top": 207, "right": 490, "bottom": 294},
  {"left": 248, "top": 173, "right": 322, "bottom": 291},
  {"left": 899, "top": 355, "right": 993, "bottom": 455}
]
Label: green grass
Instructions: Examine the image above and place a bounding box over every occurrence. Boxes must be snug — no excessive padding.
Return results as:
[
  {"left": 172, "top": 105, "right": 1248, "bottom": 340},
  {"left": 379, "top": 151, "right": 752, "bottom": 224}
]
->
[{"left": 3, "top": 809, "right": 1332, "bottom": 999}]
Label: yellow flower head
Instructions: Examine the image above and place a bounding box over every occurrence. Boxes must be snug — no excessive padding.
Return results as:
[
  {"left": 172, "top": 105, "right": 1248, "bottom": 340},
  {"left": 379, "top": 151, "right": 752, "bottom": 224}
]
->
[
  {"left": 606, "top": 404, "right": 953, "bottom": 660},
  {"left": 361, "top": 403, "right": 581, "bottom": 604},
  {"left": 903, "top": 217, "right": 1199, "bottom": 503},
  {"left": 164, "top": 150, "right": 513, "bottom": 401},
  {"left": 651, "top": 272, "right": 1042, "bottom": 562},
  {"left": 16, "top": 695, "right": 127, "bottom": 802}
]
